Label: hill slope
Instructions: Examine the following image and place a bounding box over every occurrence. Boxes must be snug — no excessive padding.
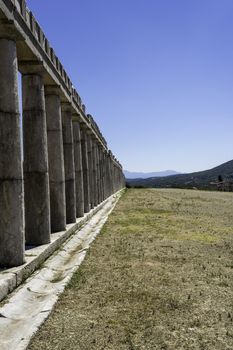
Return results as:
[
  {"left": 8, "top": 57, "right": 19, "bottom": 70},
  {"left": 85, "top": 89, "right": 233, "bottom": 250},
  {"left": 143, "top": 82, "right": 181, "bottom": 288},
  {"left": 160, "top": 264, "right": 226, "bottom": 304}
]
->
[
  {"left": 124, "top": 170, "right": 181, "bottom": 179},
  {"left": 127, "top": 159, "right": 233, "bottom": 190}
]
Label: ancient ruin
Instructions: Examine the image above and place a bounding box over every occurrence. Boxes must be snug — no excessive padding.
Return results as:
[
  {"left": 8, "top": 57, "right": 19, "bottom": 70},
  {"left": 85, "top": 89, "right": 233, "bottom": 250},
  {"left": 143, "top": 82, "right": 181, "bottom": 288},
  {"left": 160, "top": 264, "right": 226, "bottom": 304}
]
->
[{"left": 0, "top": 0, "right": 125, "bottom": 268}]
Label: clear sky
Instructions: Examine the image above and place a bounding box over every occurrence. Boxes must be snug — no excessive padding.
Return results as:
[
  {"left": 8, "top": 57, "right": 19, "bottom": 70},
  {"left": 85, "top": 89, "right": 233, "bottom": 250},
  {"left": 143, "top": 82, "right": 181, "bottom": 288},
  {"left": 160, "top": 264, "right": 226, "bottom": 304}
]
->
[{"left": 26, "top": 0, "right": 233, "bottom": 173}]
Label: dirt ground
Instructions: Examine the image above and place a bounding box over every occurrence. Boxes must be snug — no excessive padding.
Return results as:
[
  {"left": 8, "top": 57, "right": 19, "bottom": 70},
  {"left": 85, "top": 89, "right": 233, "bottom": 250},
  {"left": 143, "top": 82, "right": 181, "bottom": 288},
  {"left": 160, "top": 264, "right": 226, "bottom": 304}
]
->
[{"left": 27, "top": 188, "right": 233, "bottom": 350}]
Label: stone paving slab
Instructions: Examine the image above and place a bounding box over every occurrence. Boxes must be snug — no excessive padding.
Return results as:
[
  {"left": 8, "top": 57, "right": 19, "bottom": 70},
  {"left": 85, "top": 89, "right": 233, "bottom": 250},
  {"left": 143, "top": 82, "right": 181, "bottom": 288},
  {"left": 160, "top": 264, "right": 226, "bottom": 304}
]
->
[{"left": 0, "top": 191, "right": 122, "bottom": 303}]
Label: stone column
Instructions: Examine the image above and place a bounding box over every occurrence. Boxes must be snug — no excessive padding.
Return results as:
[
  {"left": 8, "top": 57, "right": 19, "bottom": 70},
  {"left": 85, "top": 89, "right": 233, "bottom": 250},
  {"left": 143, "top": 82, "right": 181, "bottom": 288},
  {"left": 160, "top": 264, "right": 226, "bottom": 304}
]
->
[
  {"left": 22, "top": 73, "right": 50, "bottom": 245},
  {"left": 45, "top": 86, "right": 66, "bottom": 232},
  {"left": 0, "top": 35, "right": 25, "bottom": 267},
  {"left": 62, "top": 103, "right": 76, "bottom": 224},
  {"left": 113, "top": 163, "right": 116, "bottom": 193},
  {"left": 102, "top": 151, "right": 106, "bottom": 200},
  {"left": 81, "top": 125, "right": 90, "bottom": 213},
  {"left": 102, "top": 151, "right": 107, "bottom": 200},
  {"left": 105, "top": 155, "right": 108, "bottom": 198},
  {"left": 87, "top": 134, "right": 94, "bottom": 209},
  {"left": 106, "top": 153, "right": 111, "bottom": 198},
  {"left": 106, "top": 153, "right": 109, "bottom": 198},
  {"left": 92, "top": 139, "right": 98, "bottom": 207},
  {"left": 95, "top": 143, "right": 101, "bottom": 205},
  {"left": 109, "top": 154, "right": 114, "bottom": 196},
  {"left": 73, "top": 119, "right": 84, "bottom": 217},
  {"left": 99, "top": 146, "right": 104, "bottom": 202},
  {"left": 97, "top": 146, "right": 102, "bottom": 203}
]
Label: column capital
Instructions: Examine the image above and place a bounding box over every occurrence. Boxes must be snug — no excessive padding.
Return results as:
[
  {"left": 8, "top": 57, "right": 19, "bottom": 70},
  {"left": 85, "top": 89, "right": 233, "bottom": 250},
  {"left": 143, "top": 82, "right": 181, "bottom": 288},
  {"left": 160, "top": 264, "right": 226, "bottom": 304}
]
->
[
  {"left": 91, "top": 135, "right": 98, "bottom": 144},
  {"left": 18, "top": 60, "right": 44, "bottom": 75},
  {"left": 0, "top": 19, "right": 23, "bottom": 40},
  {"left": 80, "top": 122, "right": 91, "bottom": 134},
  {"left": 61, "top": 101, "right": 72, "bottom": 113},
  {"left": 72, "top": 112, "right": 82, "bottom": 123},
  {"left": 44, "top": 84, "right": 61, "bottom": 97}
]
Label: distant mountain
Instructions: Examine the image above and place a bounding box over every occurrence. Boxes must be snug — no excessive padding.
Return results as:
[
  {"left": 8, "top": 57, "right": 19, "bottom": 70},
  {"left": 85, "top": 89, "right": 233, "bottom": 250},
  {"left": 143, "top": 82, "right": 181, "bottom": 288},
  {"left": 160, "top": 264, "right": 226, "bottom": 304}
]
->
[
  {"left": 127, "top": 160, "right": 233, "bottom": 190},
  {"left": 124, "top": 170, "right": 181, "bottom": 179}
]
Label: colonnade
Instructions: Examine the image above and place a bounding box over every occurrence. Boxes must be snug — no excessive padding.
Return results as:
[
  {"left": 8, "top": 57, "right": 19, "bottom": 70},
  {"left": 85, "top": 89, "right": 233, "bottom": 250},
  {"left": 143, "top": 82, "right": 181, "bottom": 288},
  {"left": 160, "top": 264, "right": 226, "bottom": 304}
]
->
[{"left": 0, "top": 18, "right": 124, "bottom": 268}]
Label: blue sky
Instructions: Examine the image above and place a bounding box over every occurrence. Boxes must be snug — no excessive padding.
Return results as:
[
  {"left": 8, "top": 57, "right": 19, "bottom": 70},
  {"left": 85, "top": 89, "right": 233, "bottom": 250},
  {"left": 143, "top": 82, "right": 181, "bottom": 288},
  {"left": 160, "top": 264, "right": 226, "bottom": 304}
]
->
[{"left": 26, "top": 0, "right": 233, "bottom": 172}]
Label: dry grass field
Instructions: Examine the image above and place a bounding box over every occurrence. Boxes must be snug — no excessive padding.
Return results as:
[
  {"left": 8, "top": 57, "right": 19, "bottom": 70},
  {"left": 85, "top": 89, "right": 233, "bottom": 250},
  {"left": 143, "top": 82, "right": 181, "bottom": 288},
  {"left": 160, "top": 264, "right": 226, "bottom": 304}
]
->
[{"left": 28, "top": 188, "right": 233, "bottom": 350}]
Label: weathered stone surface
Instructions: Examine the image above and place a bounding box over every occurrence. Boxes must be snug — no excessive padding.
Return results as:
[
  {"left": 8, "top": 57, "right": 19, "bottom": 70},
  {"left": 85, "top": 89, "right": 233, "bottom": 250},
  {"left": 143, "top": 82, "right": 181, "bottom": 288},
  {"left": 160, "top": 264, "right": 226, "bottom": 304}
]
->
[
  {"left": 87, "top": 134, "right": 94, "bottom": 209},
  {"left": 73, "top": 120, "right": 84, "bottom": 218},
  {"left": 98, "top": 147, "right": 104, "bottom": 202},
  {"left": 45, "top": 89, "right": 66, "bottom": 232},
  {"left": 96, "top": 145, "right": 101, "bottom": 205},
  {"left": 62, "top": 104, "right": 76, "bottom": 224},
  {"left": 92, "top": 140, "right": 98, "bottom": 207},
  {"left": 23, "top": 74, "right": 51, "bottom": 245},
  {"left": 81, "top": 126, "right": 90, "bottom": 213},
  {"left": 102, "top": 151, "right": 106, "bottom": 200},
  {"left": 0, "top": 38, "right": 24, "bottom": 267}
]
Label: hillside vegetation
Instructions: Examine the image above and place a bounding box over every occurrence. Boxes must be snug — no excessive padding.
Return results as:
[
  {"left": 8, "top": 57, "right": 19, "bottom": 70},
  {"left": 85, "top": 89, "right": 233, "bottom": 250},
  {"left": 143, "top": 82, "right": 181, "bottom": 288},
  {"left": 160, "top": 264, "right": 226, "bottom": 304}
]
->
[
  {"left": 28, "top": 189, "right": 233, "bottom": 350},
  {"left": 127, "top": 159, "right": 233, "bottom": 190}
]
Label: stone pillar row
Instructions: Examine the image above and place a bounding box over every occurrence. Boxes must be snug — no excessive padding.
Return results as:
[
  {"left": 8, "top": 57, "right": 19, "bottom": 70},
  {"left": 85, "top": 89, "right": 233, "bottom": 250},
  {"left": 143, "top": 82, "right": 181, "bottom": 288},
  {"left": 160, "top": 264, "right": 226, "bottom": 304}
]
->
[{"left": 0, "top": 37, "right": 125, "bottom": 268}]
